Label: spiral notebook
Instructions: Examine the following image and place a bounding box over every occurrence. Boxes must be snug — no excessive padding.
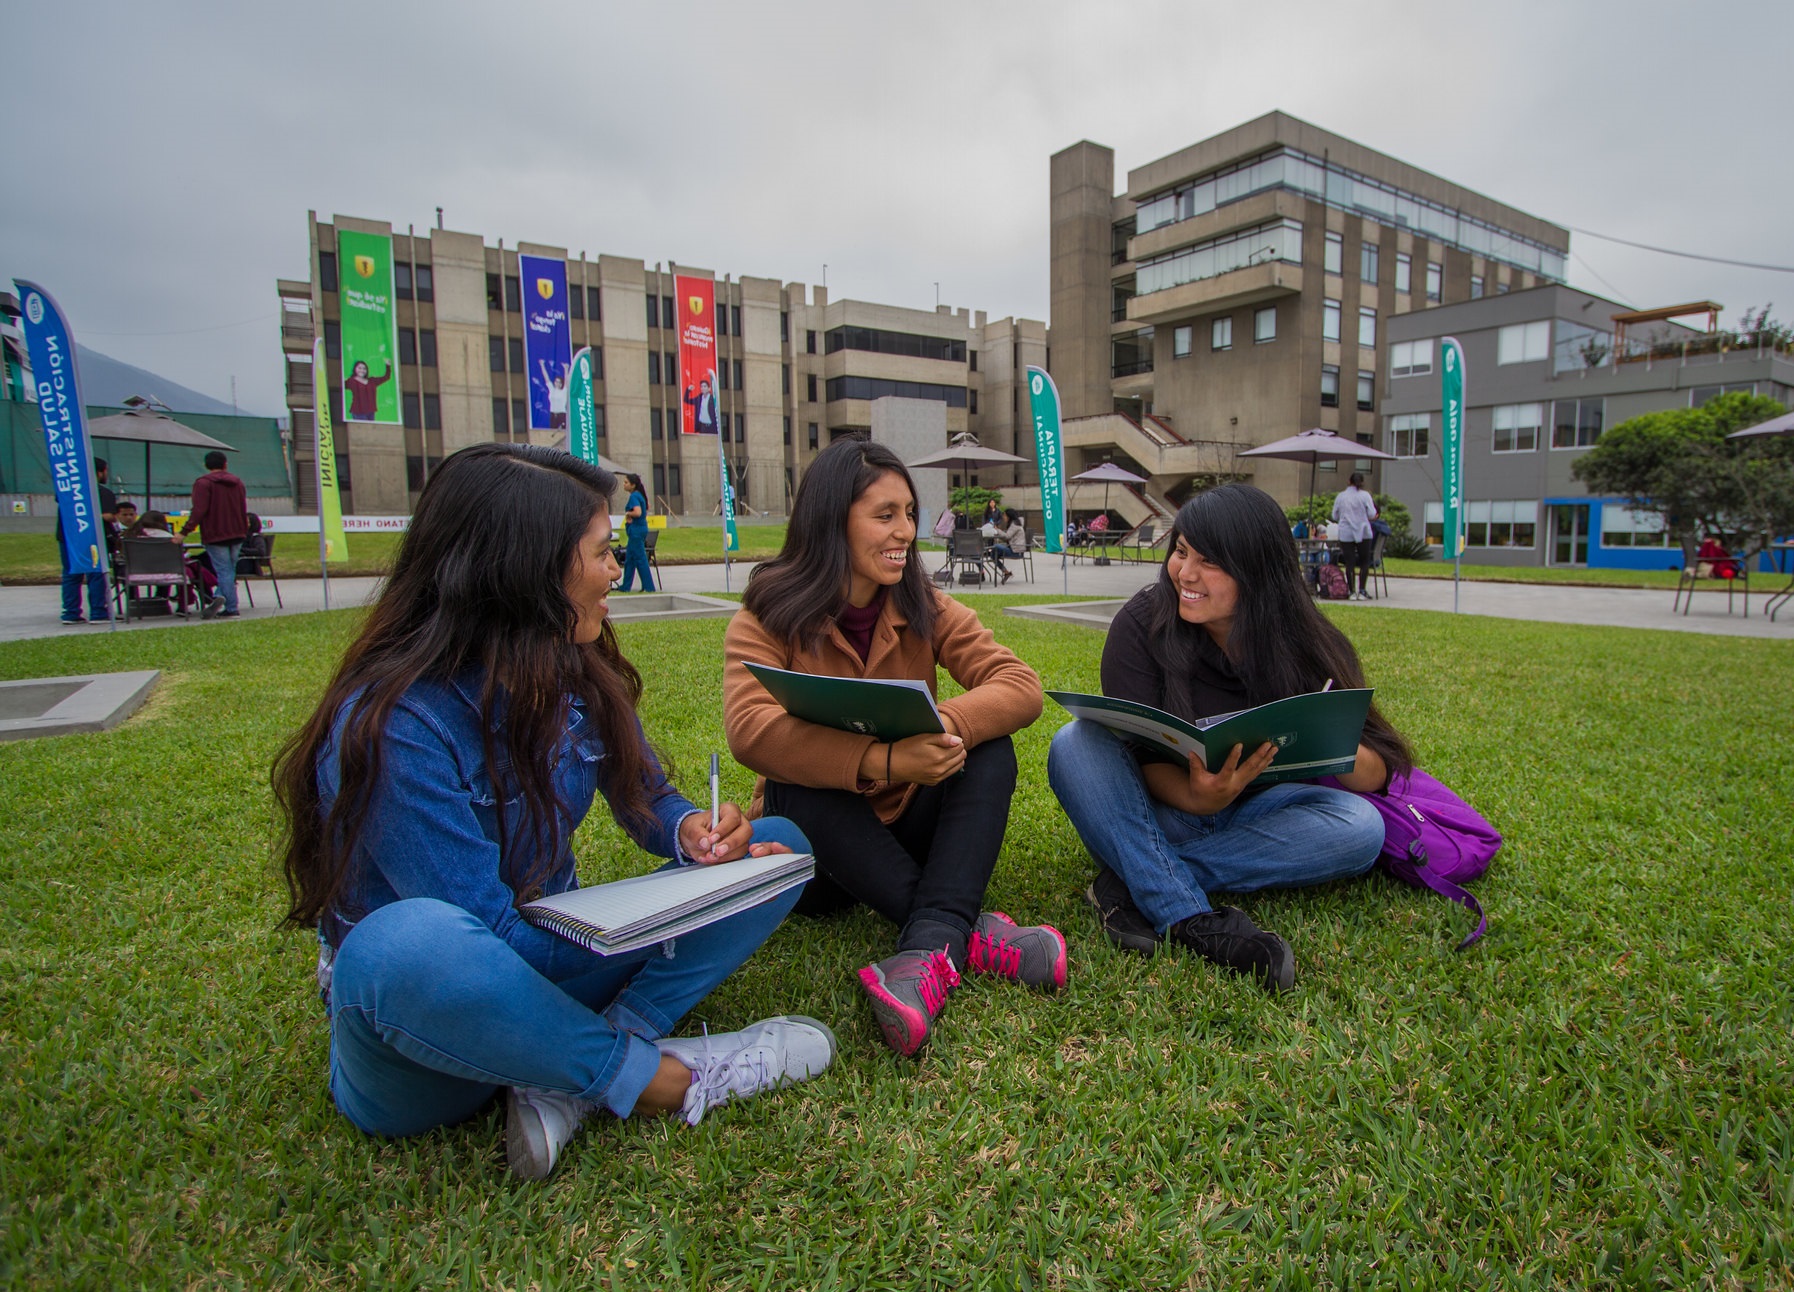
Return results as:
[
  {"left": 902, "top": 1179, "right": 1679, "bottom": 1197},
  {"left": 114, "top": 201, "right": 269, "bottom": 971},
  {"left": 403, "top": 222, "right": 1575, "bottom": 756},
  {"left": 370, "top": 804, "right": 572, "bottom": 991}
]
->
[{"left": 521, "top": 852, "right": 814, "bottom": 955}]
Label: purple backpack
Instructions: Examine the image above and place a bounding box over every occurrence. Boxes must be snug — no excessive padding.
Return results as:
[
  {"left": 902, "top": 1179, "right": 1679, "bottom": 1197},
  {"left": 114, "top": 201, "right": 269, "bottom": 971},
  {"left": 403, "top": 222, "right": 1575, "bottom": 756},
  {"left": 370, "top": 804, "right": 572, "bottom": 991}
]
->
[
  {"left": 1324, "top": 768, "right": 1501, "bottom": 949},
  {"left": 1316, "top": 562, "right": 1350, "bottom": 600}
]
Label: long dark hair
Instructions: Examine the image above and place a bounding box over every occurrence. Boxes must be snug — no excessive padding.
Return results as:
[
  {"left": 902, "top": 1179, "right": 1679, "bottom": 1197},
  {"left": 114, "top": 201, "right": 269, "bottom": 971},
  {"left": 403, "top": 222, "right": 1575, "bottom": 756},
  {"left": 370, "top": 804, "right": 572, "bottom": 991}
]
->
[
  {"left": 1147, "top": 483, "right": 1410, "bottom": 778},
  {"left": 743, "top": 437, "right": 936, "bottom": 650},
  {"left": 273, "top": 442, "right": 652, "bottom": 931}
]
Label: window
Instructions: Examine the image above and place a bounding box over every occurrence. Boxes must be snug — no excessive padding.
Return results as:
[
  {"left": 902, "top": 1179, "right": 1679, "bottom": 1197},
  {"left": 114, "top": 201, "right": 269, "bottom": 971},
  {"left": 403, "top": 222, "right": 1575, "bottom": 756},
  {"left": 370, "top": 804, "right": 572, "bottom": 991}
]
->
[
  {"left": 1255, "top": 306, "right": 1277, "bottom": 342},
  {"left": 661, "top": 296, "right": 673, "bottom": 329},
  {"left": 1462, "top": 500, "right": 1538, "bottom": 548},
  {"left": 733, "top": 359, "right": 743, "bottom": 391},
  {"left": 1321, "top": 365, "right": 1340, "bottom": 408},
  {"left": 591, "top": 404, "right": 605, "bottom": 439},
  {"left": 646, "top": 295, "right": 659, "bottom": 329},
  {"left": 1173, "top": 325, "right": 1193, "bottom": 358},
  {"left": 489, "top": 336, "right": 505, "bottom": 372},
  {"left": 652, "top": 464, "right": 665, "bottom": 495},
  {"left": 825, "top": 376, "right": 969, "bottom": 407},
  {"left": 1691, "top": 382, "right": 1756, "bottom": 407},
  {"left": 1324, "top": 232, "right": 1343, "bottom": 275},
  {"left": 509, "top": 338, "right": 524, "bottom": 373},
  {"left": 807, "top": 422, "right": 819, "bottom": 449},
  {"left": 569, "top": 285, "right": 584, "bottom": 319},
  {"left": 319, "top": 251, "right": 338, "bottom": 294},
  {"left": 1212, "top": 317, "right": 1233, "bottom": 351},
  {"left": 734, "top": 412, "right": 745, "bottom": 441},
  {"left": 783, "top": 415, "right": 792, "bottom": 446},
  {"left": 1395, "top": 252, "right": 1411, "bottom": 294},
  {"left": 782, "top": 363, "right": 790, "bottom": 395},
  {"left": 592, "top": 347, "right": 603, "bottom": 380},
  {"left": 1389, "top": 339, "right": 1432, "bottom": 377},
  {"left": 716, "top": 301, "right": 728, "bottom": 336},
  {"left": 1358, "top": 308, "right": 1376, "bottom": 348},
  {"left": 417, "top": 330, "right": 436, "bottom": 368},
  {"left": 651, "top": 408, "right": 663, "bottom": 438},
  {"left": 1551, "top": 398, "right": 1603, "bottom": 448},
  {"left": 512, "top": 397, "right": 525, "bottom": 431},
  {"left": 669, "top": 465, "right": 683, "bottom": 495},
  {"left": 398, "top": 330, "right": 417, "bottom": 365},
  {"left": 487, "top": 273, "right": 504, "bottom": 311},
  {"left": 492, "top": 397, "right": 508, "bottom": 434},
  {"left": 1470, "top": 275, "right": 1484, "bottom": 299},
  {"left": 648, "top": 351, "right": 661, "bottom": 385},
  {"left": 1497, "top": 320, "right": 1550, "bottom": 365},
  {"left": 402, "top": 392, "right": 421, "bottom": 429},
  {"left": 423, "top": 394, "right": 441, "bottom": 430},
  {"left": 323, "top": 321, "right": 340, "bottom": 360},
  {"left": 781, "top": 311, "right": 789, "bottom": 343},
  {"left": 1322, "top": 299, "right": 1341, "bottom": 342},
  {"left": 1387, "top": 412, "right": 1429, "bottom": 458},
  {"left": 504, "top": 276, "right": 521, "bottom": 312},
  {"left": 415, "top": 264, "right": 433, "bottom": 303},
  {"left": 1599, "top": 504, "right": 1671, "bottom": 549},
  {"left": 1492, "top": 403, "right": 1543, "bottom": 452},
  {"left": 717, "top": 363, "right": 728, "bottom": 391},
  {"left": 1426, "top": 261, "right": 1442, "bottom": 302},
  {"left": 395, "top": 262, "right": 413, "bottom": 294},
  {"left": 968, "top": 389, "right": 978, "bottom": 414},
  {"left": 1357, "top": 370, "right": 1374, "bottom": 411},
  {"left": 1361, "top": 242, "right": 1379, "bottom": 282},
  {"left": 665, "top": 352, "right": 676, "bottom": 384},
  {"left": 1134, "top": 218, "right": 1304, "bottom": 295},
  {"left": 587, "top": 286, "right": 601, "bottom": 320},
  {"left": 806, "top": 329, "right": 816, "bottom": 355},
  {"left": 824, "top": 326, "right": 968, "bottom": 362},
  {"left": 732, "top": 305, "right": 742, "bottom": 337},
  {"left": 969, "top": 351, "right": 978, "bottom": 372},
  {"left": 1553, "top": 321, "right": 1611, "bottom": 373},
  {"left": 807, "top": 373, "right": 818, "bottom": 402}
]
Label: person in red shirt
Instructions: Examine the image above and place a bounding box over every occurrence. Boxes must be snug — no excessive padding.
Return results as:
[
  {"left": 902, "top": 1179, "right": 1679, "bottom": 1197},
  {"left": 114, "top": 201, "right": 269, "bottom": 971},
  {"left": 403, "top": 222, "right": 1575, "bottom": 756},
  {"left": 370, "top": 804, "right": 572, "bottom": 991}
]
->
[
  {"left": 344, "top": 360, "right": 393, "bottom": 421},
  {"left": 180, "top": 452, "right": 251, "bottom": 618}
]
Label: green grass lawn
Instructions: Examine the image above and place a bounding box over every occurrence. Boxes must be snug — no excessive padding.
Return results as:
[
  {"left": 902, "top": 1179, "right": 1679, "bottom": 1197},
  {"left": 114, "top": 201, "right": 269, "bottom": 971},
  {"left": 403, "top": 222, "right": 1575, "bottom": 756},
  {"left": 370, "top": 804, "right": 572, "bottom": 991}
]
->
[{"left": 1, "top": 600, "right": 1789, "bottom": 1288}]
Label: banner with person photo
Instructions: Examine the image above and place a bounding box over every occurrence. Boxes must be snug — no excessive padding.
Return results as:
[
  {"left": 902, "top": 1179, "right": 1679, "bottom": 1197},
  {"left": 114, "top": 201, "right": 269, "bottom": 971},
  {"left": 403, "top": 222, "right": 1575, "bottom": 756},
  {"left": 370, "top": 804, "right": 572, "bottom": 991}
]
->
[
  {"left": 335, "top": 229, "right": 401, "bottom": 426},
  {"left": 520, "top": 254, "right": 572, "bottom": 434},
  {"left": 673, "top": 273, "right": 719, "bottom": 435}
]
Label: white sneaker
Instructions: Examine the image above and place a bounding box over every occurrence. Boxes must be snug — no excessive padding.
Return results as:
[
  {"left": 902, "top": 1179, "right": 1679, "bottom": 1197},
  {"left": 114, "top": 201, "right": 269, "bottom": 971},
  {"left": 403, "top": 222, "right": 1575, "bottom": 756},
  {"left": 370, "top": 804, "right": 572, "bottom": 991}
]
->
[
  {"left": 656, "top": 1015, "right": 838, "bottom": 1126},
  {"left": 506, "top": 1085, "right": 596, "bottom": 1180}
]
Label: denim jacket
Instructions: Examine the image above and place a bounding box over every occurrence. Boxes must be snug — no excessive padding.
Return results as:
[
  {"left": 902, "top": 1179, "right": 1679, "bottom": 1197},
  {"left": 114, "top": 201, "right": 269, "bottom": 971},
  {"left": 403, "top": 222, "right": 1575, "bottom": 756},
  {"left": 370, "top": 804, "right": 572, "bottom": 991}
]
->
[{"left": 317, "top": 671, "right": 699, "bottom": 982}]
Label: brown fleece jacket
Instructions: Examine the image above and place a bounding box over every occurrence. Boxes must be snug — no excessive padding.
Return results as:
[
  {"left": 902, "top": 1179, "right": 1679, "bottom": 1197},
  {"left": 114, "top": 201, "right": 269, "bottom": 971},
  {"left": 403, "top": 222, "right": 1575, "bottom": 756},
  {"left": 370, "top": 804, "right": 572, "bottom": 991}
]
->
[{"left": 724, "top": 589, "right": 1043, "bottom": 824}]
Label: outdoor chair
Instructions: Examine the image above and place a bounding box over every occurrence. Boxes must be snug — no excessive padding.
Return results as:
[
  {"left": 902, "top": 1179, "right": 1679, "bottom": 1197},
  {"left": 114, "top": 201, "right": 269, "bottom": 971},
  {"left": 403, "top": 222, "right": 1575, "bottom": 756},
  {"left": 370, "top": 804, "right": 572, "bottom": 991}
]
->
[
  {"left": 1126, "top": 523, "right": 1157, "bottom": 563},
  {"left": 1366, "top": 531, "right": 1391, "bottom": 599},
  {"left": 114, "top": 538, "right": 194, "bottom": 623},
  {"left": 235, "top": 533, "right": 283, "bottom": 609},
  {"left": 643, "top": 529, "right": 663, "bottom": 586},
  {"left": 1013, "top": 530, "right": 1036, "bottom": 583},
  {"left": 948, "top": 529, "right": 988, "bottom": 585},
  {"left": 1673, "top": 536, "right": 1749, "bottom": 616}
]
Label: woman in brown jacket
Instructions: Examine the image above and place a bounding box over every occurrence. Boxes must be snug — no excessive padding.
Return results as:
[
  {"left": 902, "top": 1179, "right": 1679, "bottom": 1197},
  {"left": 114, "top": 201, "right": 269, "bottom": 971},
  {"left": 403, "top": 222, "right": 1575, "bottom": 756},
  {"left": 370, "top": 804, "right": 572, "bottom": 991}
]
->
[{"left": 724, "top": 438, "right": 1064, "bottom": 1057}]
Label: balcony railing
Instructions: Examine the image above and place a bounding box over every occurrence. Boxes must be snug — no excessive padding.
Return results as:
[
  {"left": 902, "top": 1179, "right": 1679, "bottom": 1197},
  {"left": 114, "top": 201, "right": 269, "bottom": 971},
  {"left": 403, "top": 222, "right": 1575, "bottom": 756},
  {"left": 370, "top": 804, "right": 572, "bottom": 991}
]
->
[{"left": 1112, "top": 359, "right": 1153, "bottom": 378}]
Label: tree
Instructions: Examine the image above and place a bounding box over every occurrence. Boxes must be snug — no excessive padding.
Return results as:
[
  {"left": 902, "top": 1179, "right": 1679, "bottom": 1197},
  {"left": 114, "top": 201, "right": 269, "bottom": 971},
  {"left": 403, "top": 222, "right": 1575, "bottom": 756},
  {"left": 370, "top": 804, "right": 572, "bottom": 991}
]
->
[{"left": 1573, "top": 392, "right": 1794, "bottom": 550}]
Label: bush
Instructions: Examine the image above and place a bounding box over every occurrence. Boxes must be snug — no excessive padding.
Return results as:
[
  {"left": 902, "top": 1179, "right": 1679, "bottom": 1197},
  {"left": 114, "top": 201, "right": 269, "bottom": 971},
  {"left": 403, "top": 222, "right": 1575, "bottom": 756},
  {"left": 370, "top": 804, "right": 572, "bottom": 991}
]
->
[
  {"left": 1284, "top": 491, "right": 1412, "bottom": 537},
  {"left": 1385, "top": 530, "right": 1434, "bottom": 560}
]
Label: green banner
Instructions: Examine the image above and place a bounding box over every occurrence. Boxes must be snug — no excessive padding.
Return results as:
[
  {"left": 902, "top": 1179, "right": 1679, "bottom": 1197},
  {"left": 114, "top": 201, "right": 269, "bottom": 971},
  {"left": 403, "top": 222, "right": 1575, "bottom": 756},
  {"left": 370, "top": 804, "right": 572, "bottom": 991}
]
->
[
  {"left": 567, "top": 347, "right": 599, "bottom": 465},
  {"left": 336, "top": 229, "right": 400, "bottom": 425},
  {"left": 313, "top": 337, "right": 348, "bottom": 562},
  {"left": 720, "top": 438, "right": 739, "bottom": 553},
  {"left": 1440, "top": 337, "right": 1465, "bottom": 558},
  {"left": 1025, "top": 365, "right": 1066, "bottom": 554}
]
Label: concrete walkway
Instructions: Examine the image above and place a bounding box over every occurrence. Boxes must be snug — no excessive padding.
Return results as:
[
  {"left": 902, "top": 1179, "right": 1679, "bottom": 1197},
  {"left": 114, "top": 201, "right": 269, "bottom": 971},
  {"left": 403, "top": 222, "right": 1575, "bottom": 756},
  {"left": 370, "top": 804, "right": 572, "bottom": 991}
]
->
[{"left": 2, "top": 554, "right": 1788, "bottom": 643}]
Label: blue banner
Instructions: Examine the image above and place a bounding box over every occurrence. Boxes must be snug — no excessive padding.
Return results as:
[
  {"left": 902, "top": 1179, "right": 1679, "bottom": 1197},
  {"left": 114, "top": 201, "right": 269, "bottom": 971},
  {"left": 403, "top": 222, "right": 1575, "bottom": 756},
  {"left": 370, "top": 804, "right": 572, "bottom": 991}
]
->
[
  {"left": 520, "top": 254, "right": 572, "bottom": 434},
  {"left": 14, "top": 280, "right": 105, "bottom": 573}
]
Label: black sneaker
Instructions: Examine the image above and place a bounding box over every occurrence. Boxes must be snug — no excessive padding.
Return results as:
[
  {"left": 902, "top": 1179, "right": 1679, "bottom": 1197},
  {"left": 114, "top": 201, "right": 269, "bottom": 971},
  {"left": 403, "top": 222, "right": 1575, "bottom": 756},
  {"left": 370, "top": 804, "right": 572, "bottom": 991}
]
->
[
  {"left": 1085, "top": 866, "right": 1162, "bottom": 956},
  {"left": 1168, "top": 907, "right": 1295, "bottom": 993}
]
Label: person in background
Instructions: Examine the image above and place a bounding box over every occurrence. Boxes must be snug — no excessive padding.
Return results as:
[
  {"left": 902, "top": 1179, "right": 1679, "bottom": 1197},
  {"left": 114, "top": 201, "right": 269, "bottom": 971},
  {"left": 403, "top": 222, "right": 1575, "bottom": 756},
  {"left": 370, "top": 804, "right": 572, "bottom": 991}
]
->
[
  {"left": 1331, "top": 473, "right": 1378, "bottom": 602},
  {"left": 58, "top": 457, "right": 117, "bottom": 625},
  {"left": 989, "top": 508, "right": 1026, "bottom": 584},
  {"left": 344, "top": 359, "right": 393, "bottom": 422},
  {"left": 617, "top": 472, "right": 655, "bottom": 592},
  {"left": 179, "top": 451, "right": 250, "bottom": 619}
]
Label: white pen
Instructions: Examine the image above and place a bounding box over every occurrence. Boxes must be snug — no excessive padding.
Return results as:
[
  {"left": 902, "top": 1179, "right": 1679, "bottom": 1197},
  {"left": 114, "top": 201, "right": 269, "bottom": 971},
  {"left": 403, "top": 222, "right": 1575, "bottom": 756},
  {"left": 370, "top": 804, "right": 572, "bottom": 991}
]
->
[
  {"left": 1322, "top": 678, "right": 1334, "bottom": 692},
  {"left": 709, "top": 752, "right": 721, "bottom": 846}
]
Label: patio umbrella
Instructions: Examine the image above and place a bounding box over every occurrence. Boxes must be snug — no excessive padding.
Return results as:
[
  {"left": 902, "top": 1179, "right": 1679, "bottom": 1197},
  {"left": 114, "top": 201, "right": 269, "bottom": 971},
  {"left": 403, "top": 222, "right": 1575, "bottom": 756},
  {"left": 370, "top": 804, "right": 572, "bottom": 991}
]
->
[
  {"left": 86, "top": 398, "right": 238, "bottom": 509},
  {"left": 1727, "top": 410, "right": 1794, "bottom": 439},
  {"left": 905, "top": 431, "right": 1028, "bottom": 476},
  {"left": 1237, "top": 428, "right": 1396, "bottom": 531},
  {"left": 1069, "top": 461, "right": 1147, "bottom": 524}
]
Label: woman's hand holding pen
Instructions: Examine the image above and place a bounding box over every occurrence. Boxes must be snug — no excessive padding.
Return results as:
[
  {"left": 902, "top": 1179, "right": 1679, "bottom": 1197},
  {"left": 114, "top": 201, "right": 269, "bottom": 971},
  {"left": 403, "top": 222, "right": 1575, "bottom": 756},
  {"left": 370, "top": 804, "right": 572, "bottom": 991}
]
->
[{"left": 681, "top": 802, "right": 790, "bottom": 865}]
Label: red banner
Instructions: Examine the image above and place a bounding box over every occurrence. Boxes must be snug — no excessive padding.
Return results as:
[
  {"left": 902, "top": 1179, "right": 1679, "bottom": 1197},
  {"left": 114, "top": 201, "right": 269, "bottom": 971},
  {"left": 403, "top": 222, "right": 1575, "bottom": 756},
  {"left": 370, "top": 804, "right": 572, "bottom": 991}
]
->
[{"left": 674, "top": 274, "right": 719, "bottom": 435}]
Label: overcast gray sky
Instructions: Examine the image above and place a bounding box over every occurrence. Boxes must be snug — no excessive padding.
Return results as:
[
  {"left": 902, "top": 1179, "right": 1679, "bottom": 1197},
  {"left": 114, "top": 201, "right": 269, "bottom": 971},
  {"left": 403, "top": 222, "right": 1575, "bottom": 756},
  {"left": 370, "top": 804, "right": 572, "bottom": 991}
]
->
[{"left": 5, "top": 0, "right": 1790, "bottom": 416}]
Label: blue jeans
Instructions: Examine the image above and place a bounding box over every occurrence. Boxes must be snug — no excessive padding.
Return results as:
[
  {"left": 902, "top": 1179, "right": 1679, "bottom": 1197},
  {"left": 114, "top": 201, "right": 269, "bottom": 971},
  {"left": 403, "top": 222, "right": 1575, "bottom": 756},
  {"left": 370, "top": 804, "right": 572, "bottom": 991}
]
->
[
  {"left": 202, "top": 540, "right": 243, "bottom": 613},
  {"left": 1047, "top": 720, "right": 1382, "bottom": 930},
  {"left": 61, "top": 571, "right": 109, "bottom": 621},
  {"left": 327, "top": 816, "right": 809, "bottom": 1138},
  {"left": 618, "top": 532, "right": 654, "bottom": 592}
]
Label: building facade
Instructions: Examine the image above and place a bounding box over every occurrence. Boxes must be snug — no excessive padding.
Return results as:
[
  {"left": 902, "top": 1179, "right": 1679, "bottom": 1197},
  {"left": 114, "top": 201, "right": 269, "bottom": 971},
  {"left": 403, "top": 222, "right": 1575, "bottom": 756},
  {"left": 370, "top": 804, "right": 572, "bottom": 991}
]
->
[
  {"left": 1049, "top": 112, "right": 1570, "bottom": 528},
  {"left": 1381, "top": 285, "right": 1794, "bottom": 568},
  {"left": 279, "top": 213, "right": 1042, "bottom": 517}
]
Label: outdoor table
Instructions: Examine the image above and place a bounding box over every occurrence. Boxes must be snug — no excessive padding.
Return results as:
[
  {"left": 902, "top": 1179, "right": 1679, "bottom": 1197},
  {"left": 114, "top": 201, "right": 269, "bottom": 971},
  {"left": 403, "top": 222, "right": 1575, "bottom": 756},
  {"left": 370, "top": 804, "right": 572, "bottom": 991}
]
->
[{"left": 1087, "top": 531, "right": 1123, "bottom": 566}]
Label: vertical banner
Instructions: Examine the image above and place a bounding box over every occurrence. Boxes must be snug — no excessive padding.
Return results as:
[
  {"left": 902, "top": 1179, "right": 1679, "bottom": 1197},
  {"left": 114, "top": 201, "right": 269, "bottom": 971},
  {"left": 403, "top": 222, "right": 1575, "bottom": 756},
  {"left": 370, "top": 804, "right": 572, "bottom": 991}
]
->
[
  {"left": 720, "top": 450, "right": 739, "bottom": 553},
  {"left": 14, "top": 280, "right": 105, "bottom": 574},
  {"left": 1440, "top": 337, "right": 1466, "bottom": 560},
  {"left": 1025, "top": 365, "right": 1066, "bottom": 555},
  {"left": 674, "top": 274, "right": 719, "bottom": 435},
  {"left": 566, "top": 346, "right": 599, "bottom": 464},
  {"left": 520, "top": 254, "right": 572, "bottom": 434},
  {"left": 312, "top": 337, "right": 348, "bottom": 563},
  {"left": 335, "top": 230, "right": 401, "bottom": 425}
]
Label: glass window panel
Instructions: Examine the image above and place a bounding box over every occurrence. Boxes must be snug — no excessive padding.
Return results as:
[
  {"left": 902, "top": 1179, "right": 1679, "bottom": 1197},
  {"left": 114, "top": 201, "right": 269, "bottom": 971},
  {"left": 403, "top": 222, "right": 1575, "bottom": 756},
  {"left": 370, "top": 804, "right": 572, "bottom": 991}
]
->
[
  {"left": 1323, "top": 299, "right": 1341, "bottom": 342},
  {"left": 1324, "top": 233, "right": 1343, "bottom": 275},
  {"left": 1395, "top": 253, "right": 1412, "bottom": 294},
  {"left": 1255, "top": 306, "right": 1277, "bottom": 342}
]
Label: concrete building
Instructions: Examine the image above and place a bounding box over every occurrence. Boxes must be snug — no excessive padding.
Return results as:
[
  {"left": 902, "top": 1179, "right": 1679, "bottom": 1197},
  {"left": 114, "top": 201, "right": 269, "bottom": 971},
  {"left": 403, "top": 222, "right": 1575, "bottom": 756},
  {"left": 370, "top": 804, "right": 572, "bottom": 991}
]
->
[
  {"left": 1381, "top": 286, "right": 1794, "bottom": 568},
  {"left": 1050, "top": 111, "right": 1570, "bottom": 530},
  {"left": 279, "top": 213, "right": 1042, "bottom": 517}
]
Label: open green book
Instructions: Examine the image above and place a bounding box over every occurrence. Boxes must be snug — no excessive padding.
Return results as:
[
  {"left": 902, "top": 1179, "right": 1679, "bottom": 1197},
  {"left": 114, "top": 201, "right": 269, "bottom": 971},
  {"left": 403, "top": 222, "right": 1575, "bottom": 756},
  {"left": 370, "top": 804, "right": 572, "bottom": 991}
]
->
[
  {"left": 1047, "top": 688, "right": 1373, "bottom": 785},
  {"left": 521, "top": 852, "right": 814, "bottom": 955},
  {"left": 744, "top": 662, "right": 945, "bottom": 740}
]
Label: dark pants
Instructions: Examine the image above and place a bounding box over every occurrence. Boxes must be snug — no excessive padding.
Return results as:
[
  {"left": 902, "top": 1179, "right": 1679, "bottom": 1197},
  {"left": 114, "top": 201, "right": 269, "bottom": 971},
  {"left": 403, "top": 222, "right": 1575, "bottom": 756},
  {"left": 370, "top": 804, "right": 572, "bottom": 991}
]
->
[
  {"left": 763, "top": 735, "right": 1017, "bottom": 966},
  {"left": 1337, "top": 538, "right": 1372, "bottom": 593}
]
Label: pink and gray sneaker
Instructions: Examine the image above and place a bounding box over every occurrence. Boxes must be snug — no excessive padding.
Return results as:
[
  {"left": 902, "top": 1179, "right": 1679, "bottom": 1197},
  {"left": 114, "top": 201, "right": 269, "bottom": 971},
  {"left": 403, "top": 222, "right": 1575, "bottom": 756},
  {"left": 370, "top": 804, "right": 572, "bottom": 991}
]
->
[
  {"left": 966, "top": 911, "right": 1068, "bottom": 991},
  {"left": 857, "top": 948, "right": 960, "bottom": 1056}
]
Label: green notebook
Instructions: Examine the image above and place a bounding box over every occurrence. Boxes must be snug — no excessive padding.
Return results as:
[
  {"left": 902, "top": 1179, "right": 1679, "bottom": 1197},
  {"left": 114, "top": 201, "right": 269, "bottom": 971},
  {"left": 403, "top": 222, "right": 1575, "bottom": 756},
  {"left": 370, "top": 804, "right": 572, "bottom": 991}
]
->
[
  {"left": 744, "top": 662, "right": 945, "bottom": 740},
  {"left": 1047, "top": 687, "right": 1373, "bottom": 784}
]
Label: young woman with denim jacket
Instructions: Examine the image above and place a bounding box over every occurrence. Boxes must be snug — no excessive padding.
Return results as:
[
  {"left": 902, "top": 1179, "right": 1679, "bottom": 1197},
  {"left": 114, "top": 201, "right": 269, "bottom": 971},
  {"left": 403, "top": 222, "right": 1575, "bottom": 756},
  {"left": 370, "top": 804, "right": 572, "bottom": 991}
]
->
[
  {"left": 274, "top": 444, "right": 835, "bottom": 1180},
  {"left": 1048, "top": 484, "right": 1410, "bottom": 994}
]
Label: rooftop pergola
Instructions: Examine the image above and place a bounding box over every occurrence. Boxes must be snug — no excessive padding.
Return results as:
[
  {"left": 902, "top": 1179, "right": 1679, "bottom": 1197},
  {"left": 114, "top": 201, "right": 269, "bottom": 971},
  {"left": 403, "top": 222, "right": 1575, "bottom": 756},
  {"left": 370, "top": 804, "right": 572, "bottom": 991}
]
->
[{"left": 1611, "top": 300, "right": 1723, "bottom": 355}]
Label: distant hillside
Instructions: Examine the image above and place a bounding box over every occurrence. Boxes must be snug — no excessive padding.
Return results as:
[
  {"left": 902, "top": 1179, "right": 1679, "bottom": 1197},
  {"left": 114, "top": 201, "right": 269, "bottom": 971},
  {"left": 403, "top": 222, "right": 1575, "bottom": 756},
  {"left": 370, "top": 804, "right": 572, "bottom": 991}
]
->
[{"left": 74, "top": 345, "right": 250, "bottom": 417}]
